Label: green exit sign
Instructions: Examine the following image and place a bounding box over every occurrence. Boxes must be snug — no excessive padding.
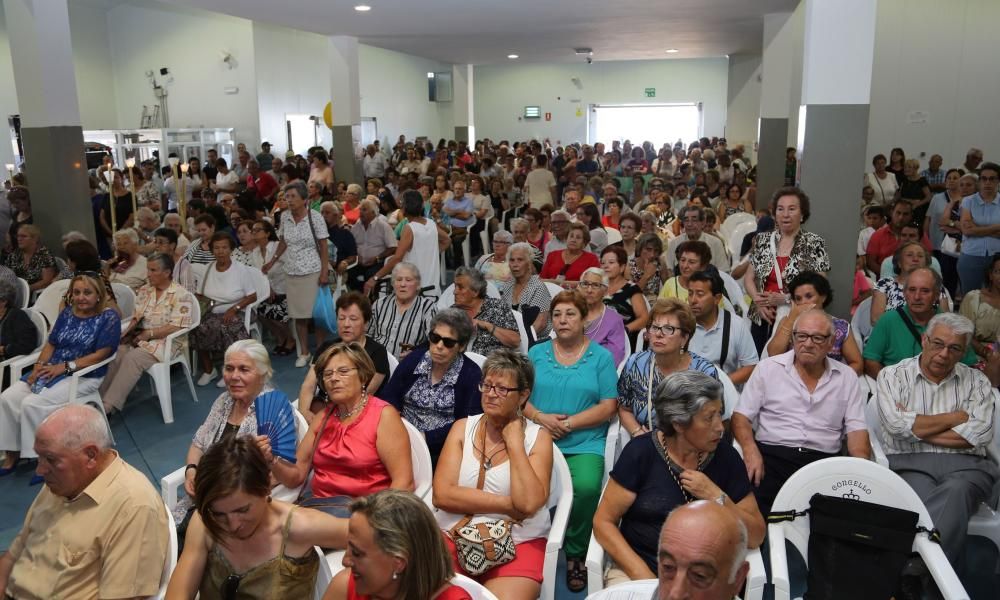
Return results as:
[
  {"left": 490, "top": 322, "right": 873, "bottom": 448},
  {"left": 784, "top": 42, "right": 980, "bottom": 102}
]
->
[{"left": 644, "top": 87, "right": 656, "bottom": 98}]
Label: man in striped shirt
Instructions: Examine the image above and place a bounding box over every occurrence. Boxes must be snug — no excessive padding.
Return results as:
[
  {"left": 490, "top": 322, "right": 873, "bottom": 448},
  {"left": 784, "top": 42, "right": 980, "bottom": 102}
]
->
[{"left": 876, "top": 312, "right": 998, "bottom": 565}]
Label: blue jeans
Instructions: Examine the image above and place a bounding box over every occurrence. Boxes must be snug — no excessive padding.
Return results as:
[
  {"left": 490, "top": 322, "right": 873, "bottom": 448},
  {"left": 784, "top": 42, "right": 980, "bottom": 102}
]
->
[{"left": 957, "top": 253, "right": 994, "bottom": 295}]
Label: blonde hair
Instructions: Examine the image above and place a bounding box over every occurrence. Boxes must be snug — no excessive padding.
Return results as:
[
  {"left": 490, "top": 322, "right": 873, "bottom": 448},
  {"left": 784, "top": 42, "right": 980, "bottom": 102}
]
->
[{"left": 69, "top": 273, "right": 111, "bottom": 312}]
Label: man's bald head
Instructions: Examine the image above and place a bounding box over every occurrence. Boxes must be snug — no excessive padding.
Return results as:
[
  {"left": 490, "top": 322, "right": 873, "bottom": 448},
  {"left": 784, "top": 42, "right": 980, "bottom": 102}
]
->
[
  {"left": 34, "top": 405, "right": 113, "bottom": 499},
  {"left": 657, "top": 501, "right": 749, "bottom": 600},
  {"left": 37, "top": 404, "right": 112, "bottom": 451}
]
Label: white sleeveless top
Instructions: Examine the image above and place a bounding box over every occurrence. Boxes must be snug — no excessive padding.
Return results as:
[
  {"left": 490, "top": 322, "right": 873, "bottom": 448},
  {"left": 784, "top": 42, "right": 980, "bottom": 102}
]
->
[
  {"left": 435, "top": 414, "right": 551, "bottom": 543},
  {"left": 405, "top": 219, "right": 441, "bottom": 296}
]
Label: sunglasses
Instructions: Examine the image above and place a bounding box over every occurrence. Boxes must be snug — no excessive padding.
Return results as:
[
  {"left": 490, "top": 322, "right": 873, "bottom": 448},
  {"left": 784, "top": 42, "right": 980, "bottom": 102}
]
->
[{"left": 428, "top": 331, "right": 460, "bottom": 348}]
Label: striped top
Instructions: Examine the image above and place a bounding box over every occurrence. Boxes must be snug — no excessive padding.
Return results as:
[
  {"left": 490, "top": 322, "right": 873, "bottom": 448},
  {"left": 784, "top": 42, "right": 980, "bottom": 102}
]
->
[
  {"left": 876, "top": 356, "right": 995, "bottom": 456},
  {"left": 184, "top": 239, "right": 215, "bottom": 265},
  {"left": 367, "top": 295, "right": 437, "bottom": 358}
]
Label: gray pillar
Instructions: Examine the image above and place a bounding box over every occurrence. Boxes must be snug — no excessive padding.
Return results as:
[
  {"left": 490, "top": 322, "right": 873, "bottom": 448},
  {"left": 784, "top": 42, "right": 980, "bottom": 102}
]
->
[
  {"left": 453, "top": 64, "right": 474, "bottom": 143},
  {"left": 756, "top": 118, "right": 789, "bottom": 208},
  {"left": 329, "top": 36, "right": 362, "bottom": 185},
  {"left": 5, "top": 0, "right": 94, "bottom": 253},
  {"left": 331, "top": 125, "right": 362, "bottom": 185},
  {"left": 756, "top": 12, "right": 798, "bottom": 208}
]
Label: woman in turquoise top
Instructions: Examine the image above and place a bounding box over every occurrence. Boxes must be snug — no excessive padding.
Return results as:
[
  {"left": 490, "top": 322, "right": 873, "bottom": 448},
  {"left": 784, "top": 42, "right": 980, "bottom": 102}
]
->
[
  {"left": 525, "top": 290, "right": 617, "bottom": 593},
  {"left": 958, "top": 162, "right": 1000, "bottom": 292}
]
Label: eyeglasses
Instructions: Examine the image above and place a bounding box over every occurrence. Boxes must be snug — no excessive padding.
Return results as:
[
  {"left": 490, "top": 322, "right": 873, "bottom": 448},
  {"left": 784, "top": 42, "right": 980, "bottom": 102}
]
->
[
  {"left": 791, "top": 332, "right": 831, "bottom": 345},
  {"left": 577, "top": 281, "right": 606, "bottom": 290},
  {"left": 649, "top": 323, "right": 684, "bottom": 337},
  {"left": 926, "top": 338, "right": 965, "bottom": 356},
  {"left": 479, "top": 382, "right": 522, "bottom": 396},
  {"left": 321, "top": 367, "right": 358, "bottom": 381},
  {"left": 980, "top": 176, "right": 999, "bottom": 182},
  {"left": 222, "top": 574, "right": 242, "bottom": 600},
  {"left": 428, "top": 331, "right": 460, "bottom": 348}
]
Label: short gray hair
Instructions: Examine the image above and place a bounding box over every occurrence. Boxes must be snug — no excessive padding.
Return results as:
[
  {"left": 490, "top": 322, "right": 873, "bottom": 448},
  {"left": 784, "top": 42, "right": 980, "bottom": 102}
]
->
[
  {"left": 430, "top": 308, "right": 474, "bottom": 347},
  {"left": 482, "top": 348, "right": 535, "bottom": 397},
  {"left": 392, "top": 261, "right": 421, "bottom": 284},
  {"left": 320, "top": 200, "right": 338, "bottom": 213},
  {"left": 42, "top": 405, "right": 112, "bottom": 451},
  {"left": 360, "top": 197, "right": 379, "bottom": 213},
  {"left": 346, "top": 183, "right": 363, "bottom": 196},
  {"left": 224, "top": 339, "right": 273, "bottom": 381},
  {"left": 654, "top": 371, "right": 723, "bottom": 436},
  {"left": 283, "top": 180, "right": 308, "bottom": 200},
  {"left": 455, "top": 266, "right": 488, "bottom": 298},
  {"left": 136, "top": 206, "right": 159, "bottom": 223},
  {"left": 493, "top": 230, "right": 513, "bottom": 244},
  {"left": 791, "top": 309, "right": 834, "bottom": 336},
  {"left": 0, "top": 279, "right": 17, "bottom": 307},
  {"left": 507, "top": 242, "right": 535, "bottom": 263},
  {"left": 926, "top": 312, "right": 974, "bottom": 346},
  {"left": 581, "top": 266, "right": 609, "bottom": 287},
  {"left": 510, "top": 218, "right": 529, "bottom": 233},
  {"left": 147, "top": 252, "right": 175, "bottom": 273},
  {"left": 113, "top": 228, "right": 139, "bottom": 244}
]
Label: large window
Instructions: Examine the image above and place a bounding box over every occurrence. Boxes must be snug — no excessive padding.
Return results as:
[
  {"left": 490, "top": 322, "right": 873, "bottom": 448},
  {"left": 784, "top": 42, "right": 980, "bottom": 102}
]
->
[{"left": 590, "top": 103, "right": 701, "bottom": 146}]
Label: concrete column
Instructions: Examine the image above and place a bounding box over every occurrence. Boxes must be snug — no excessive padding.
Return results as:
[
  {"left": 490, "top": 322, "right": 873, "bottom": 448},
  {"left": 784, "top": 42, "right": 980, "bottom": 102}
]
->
[
  {"left": 4, "top": 0, "right": 94, "bottom": 252},
  {"left": 756, "top": 12, "right": 798, "bottom": 207},
  {"left": 796, "top": 0, "right": 877, "bottom": 317},
  {"left": 452, "top": 64, "right": 474, "bottom": 143},
  {"left": 329, "top": 35, "right": 362, "bottom": 185}
]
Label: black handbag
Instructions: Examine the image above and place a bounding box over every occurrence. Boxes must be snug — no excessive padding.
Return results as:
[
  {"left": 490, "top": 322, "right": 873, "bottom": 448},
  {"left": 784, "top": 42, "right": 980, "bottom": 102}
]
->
[{"left": 769, "top": 493, "right": 940, "bottom": 600}]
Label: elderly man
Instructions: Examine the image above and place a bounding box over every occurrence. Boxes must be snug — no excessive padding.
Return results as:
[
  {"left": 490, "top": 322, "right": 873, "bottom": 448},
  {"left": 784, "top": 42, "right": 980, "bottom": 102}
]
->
[
  {"left": 362, "top": 144, "right": 387, "bottom": 180},
  {"left": 961, "top": 147, "right": 984, "bottom": 174},
  {"left": 864, "top": 268, "right": 976, "bottom": 378},
  {"left": 544, "top": 209, "right": 572, "bottom": 259},
  {"left": 875, "top": 312, "right": 998, "bottom": 568},
  {"left": 319, "top": 200, "right": 358, "bottom": 276},
  {"left": 245, "top": 159, "right": 278, "bottom": 203},
  {"left": 654, "top": 501, "right": 749, "bottom": 600},
  {"left": 0, "top": 405, "right": 168, "bottom": 600},
  {"left": 666, "top": 205, "right": 730, "bottom": 273},
  {"left": 733, "top": 309, "right": 870, "bottom": 514},
  {"left": 349, "top": 198, "right": 396, "bottom": 290}
]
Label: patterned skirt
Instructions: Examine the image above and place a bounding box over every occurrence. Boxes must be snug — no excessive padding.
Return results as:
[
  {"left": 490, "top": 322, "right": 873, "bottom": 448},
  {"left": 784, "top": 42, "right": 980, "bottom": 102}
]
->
[
  {"left": 191, "top": 310, "right": 249, "bottom": 352},
  {"left": 259, "top": 294, "right": 290, "bottom": 323}
]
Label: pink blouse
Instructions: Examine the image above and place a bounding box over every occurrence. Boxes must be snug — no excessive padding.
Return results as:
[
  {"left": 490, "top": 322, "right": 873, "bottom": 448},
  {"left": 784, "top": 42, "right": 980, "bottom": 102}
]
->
[{"left": 311, "top": 397, "right": 392, "bottom": 499}]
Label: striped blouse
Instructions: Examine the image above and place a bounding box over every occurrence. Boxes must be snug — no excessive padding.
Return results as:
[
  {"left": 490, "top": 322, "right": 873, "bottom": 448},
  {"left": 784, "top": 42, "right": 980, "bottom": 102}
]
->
[{"left": 367, "top": 295, "right": 437, "bottom": 358}]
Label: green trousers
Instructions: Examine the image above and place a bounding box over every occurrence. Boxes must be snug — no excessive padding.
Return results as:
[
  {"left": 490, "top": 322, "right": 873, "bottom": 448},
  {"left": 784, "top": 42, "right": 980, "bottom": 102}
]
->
[{"left": 563, "top": 453, "right": 604, "bottom": 558}]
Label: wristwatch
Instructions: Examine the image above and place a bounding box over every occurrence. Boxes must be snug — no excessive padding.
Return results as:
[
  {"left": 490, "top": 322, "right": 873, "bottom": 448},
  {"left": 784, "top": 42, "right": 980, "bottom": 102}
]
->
[{"left": 65, "top": 360, "right": 78, "bottom": 374}]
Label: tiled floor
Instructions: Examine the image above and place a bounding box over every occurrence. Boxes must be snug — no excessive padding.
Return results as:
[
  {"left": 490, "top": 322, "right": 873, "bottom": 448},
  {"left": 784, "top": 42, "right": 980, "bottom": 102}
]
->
[{"left": 0, "top": 350, "right": 997, "bottom": 599}]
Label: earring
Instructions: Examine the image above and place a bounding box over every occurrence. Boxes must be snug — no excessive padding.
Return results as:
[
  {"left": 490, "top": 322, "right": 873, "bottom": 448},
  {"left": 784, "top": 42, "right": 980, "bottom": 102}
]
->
[
  {"left": 266, "top": 495, "right": 272, "bottom": 503},
  {"left": 391, "top": 572, "right": 399, "bottom": 580}
]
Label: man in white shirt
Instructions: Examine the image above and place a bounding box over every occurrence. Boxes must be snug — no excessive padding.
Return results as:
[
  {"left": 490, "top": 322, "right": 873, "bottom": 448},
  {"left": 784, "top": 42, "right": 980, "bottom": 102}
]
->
[
  {"left": 875, "top": 312, "right": 998, "bottom": 565},
  {"left": 524, "top": 153, "right": 557, "bottom": 209},
  {"left": 543, "top": 209, "right": 572, "bottom": 258},
  {"left": 666, "top": 205, "right": 730, "bottom": 273},
  {"left": 362, "top": 144, "right": 387, "bottom": 180},
  {"left": 349, "top": 198, "right": 397, "bottom": 288},
  {"left": 687, "top": 271, "right": 758, "bottom": 385}
]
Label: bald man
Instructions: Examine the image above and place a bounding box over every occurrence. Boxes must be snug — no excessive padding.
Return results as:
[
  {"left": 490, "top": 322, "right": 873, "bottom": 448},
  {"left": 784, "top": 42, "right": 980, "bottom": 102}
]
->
[
  {"left": 0, "top": 405, "right": 168, "bottom": 600},
  {"left": 655, "top": 501, "right": 749, "bottom": 600}
]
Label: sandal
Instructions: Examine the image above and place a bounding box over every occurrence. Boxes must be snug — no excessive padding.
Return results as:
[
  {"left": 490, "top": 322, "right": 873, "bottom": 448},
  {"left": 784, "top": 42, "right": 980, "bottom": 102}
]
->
[{"left": 566, "top": 556, "right": 587, "bottom": 593}]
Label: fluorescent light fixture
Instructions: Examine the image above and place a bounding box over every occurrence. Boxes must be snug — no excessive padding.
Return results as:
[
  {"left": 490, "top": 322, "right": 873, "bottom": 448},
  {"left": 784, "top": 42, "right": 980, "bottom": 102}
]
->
[
  {"left": 4, "top": 164, "right": 13, "bottom": 170},
  {"left": 507, "top": 54, "right": 519, "bottom": 59},
  {"left": 665, "top": 48, "right": 679, "bottom": 54},
  {"left": 427, "top": 72, "right": 435, "bottom": 78},
  {"left": 354, "top": 4, "right": 371, "bottom": 11},
  {"left": 524, "top": 106, "right": 541, "bottom": 119}
]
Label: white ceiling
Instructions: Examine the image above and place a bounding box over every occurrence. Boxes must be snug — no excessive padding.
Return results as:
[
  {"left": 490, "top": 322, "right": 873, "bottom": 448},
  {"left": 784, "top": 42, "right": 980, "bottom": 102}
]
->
[{"left": 156, "top": 0, "right": 798, "bottom": 65}]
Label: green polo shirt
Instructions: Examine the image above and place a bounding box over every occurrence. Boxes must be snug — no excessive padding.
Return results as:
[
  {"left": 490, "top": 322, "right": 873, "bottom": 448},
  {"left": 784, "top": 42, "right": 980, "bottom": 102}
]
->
[{"left": 862, "top": 306, "right": 977, "bottom": 367}]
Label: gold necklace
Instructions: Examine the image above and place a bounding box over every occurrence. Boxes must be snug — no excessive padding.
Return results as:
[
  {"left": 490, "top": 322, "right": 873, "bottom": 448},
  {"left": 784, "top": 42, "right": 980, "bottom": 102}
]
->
[
  {"left": 336, "top": 392, "right": 368, "bottom": 420},
  {"left": 553, "top": 339, "right": 587, "bottom": 363}
]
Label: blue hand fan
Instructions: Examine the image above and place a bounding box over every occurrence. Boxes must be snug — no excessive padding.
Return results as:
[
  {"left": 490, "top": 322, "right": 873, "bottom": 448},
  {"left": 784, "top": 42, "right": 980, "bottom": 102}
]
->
[{"left": 255, "top": 390, "right": 297, "bottom": 464}]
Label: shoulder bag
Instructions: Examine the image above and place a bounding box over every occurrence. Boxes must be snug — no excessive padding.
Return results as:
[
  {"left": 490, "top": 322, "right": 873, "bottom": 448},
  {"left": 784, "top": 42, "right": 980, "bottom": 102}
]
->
[{"left": 194, "top": 261, "right": 217, "bottom": 319}]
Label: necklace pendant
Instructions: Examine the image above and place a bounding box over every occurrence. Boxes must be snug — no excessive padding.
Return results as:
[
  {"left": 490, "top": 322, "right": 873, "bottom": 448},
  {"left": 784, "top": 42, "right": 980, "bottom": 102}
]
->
[{"left": 484, "top": 459, "right": 492, "bottom": 470}]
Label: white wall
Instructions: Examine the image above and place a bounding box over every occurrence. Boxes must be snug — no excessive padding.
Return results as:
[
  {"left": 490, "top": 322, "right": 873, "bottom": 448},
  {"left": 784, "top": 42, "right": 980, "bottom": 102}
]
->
[
  {"left": 106, "top": 2, "right": 260, "bottom": 146},
  {"left": 358, "top": 44, "right": 453, "bottom": 145},
  {"left": 472, "top": 58, "right": 729, "bottom": 145},
  {"left": 866, "top": 0, "right": 1000, "bottom": 167},
  {"left": 726, "top": 54, "right": 762, "bottom": 155}
]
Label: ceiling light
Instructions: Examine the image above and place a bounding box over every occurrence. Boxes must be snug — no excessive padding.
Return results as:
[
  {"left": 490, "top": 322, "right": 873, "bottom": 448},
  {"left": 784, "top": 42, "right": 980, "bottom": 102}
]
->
[
  {"left": 665, "top": 48, "right": 679, "bottom": 54},
  {"left": 507, "top": 54, "right": 518, "bottom": 59},
  {"left": 354, "top": 4, "right": 371, "bottom": 11}
]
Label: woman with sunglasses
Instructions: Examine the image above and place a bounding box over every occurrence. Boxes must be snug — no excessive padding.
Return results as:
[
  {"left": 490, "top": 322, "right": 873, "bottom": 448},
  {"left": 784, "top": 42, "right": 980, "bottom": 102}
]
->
[
  {"left": 381, "top": 309, "right": 483, "bottom": 462},
  {"left": 617, "top": 299, "right": 718, "bottom": 439},
  {"left": 524, "top": 290, "right": 618, "bottom": 592},
  {"left": 433, "top": 349, "right": 554, "bottom": 599},
  {"left": 166, "top": 436, "right": 347, "bottom": 600}
]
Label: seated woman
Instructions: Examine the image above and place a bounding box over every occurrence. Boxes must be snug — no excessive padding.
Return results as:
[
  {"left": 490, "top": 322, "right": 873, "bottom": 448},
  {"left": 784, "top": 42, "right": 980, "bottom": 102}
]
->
[
  {"left": 298, "top": 292, "right": 391, "bottom": 420},
  {"left": 434, "top": 349, "right": 553, "bottom": 599},
  {"left": 592, "top": 371, "right": 765, "bottom": 586},
  {"left": 324, "top": 490, "right": 473, "bottom": 600},
  {"left": 4, "top": 224, "right": 57, "bottom": 293},
  {"left": 499, "top": 242, "right": 552, "bottom": 339},
  {"left": 766, "top": 271, "right": 863, "bottom": 373},
  {"left": 630, "top": 232, "right": 665, "bottom": 303},
  {"left": 540, "top": 222, "right": 600, "bottom": 285},
  {"left": 107, "top": 228, "right": 148, "bottom": 292},
  {"left": 367, "top": 262, "right": 438, "bottom": 360},
  {"left": 959, "top": 254, "right": 1000, "bottom": 360},
  {"left": 871, "top": 241, "right": 949, "bottom": 324},
  {"left": 100, "top": 253, "right": 194, "bottom": 414},
  {"left": 191, "top": 232, "right": 258, "bottom": 387},
  {"left": 0, "top": 279, "right": 37, "bottom": 395},
  {"left": 473, "top": 230, "right": 513, "bottom": 284},
  {"left": 276, "top": 343, "right": 413, "bottom": 517},
  {"left": 231, "top": 221, "right": 261, "bottom": 268},
  {"left": 601, "top": 245, "right": 649, "bottom": 347},
  {"left": 618, "top": 299, "right": 718, "bottom": 438},
  {"left": 578, "top": 267, "right": 628, "bottom": 365},
  {"left": 659, "top": 240, "right": 712, "bottom": 302},
  {"left": 524, "top": 290, "right": 618, "bottom": 593},
  {"left": 166, "top": 437, "right": 347, "bottom": 599},
  {"left": 452, "top": 267, "right": 519, "bottom": 356},
  {"left": 382, "top": 308, "right": 482, "bottom": 462},
  {"left": 174, "top": 340, "right": 297, "bottom": 525},
  {"left": 0, "top": 273, "right": 119, "bottom": 478}
]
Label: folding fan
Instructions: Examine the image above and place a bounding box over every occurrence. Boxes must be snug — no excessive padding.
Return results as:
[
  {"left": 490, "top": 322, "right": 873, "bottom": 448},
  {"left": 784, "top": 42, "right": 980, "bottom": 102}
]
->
[{"left": 255, "top": 390, "right": 297, "bottom": 463}]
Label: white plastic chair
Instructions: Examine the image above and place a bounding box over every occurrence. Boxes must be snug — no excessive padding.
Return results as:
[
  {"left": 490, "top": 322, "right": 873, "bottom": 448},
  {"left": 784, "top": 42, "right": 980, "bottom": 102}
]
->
[
  {"left": 452, "top": 574, "right": 500, "bottom": 599},
  {"left": 726, "top": 220, "right": 758, "bottom": 263},
  {"left": 585, "top": 579, "right": 658, "bottom": 599},
  {"left": 14, "top": 277, "right": 28, "bottom": 309},
  {"left": 768, "top": 457, "right": 968, "bottom": 600},
  {"left": 111, "top": 283, "right": 137, "bottom": 327},
  {"left": 402, "top": 419, "right": 433, "bottom": 501},
  {"left": 719, "top": 211, "right": 755, "bottom": 245},
  {"left": 31, "top": 279, "right": 69, "bottom": 327},
  {"left": 544, "top": 281, "right": 565, "bottom": 302},
  {"left": 313, "top": 546, "right": 332, "bottom": 599},
  {"left": 605, "top": 228, "right": 623, "bottom": 246},
  {"left": 464, "top": 351, "right": 487, "bottom": 368},
  {"left": 1, "top": 307, "right": 46, "bottom": 384},
  {"left": 718, "top": 271, "right": 748, "bottom": 317},
  {"left": 148, "top": 504, "right": 178, "bottom": 600},
  {"left": 245, "top": 268, "right": 271, "bottom": 342},
  {"left": 142, "top": 290, "right": 201, "bottom": 424},
  {"left": 511, "top": 309, "right": 530, "bottom": 353},
  {"left": 435, "top": 281, "right": 501, "bottom": 311},
  {"left": 853, "top": 296, "right": 873, "bottom": 340},
  {"left": 541, "top": 447, "right": 574, "bottom": 600},
  {"left": 387, "top": 353, "right": 399, "bottom": 378},
  {"left": 716, "top": 368, "right": 739, "bottom": 421}
]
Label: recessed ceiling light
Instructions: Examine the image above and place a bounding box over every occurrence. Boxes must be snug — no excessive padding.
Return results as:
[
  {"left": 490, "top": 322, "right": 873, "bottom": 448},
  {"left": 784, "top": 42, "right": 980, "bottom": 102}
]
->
[
  {"left": 507, "top": 54, "right": 519, "bottom": 59},
  {"left": 354, "top": 4, "right": 371, "bottom": 11},
  {"left": 665, "top": 48, "right": 679, "bottom": 54}
]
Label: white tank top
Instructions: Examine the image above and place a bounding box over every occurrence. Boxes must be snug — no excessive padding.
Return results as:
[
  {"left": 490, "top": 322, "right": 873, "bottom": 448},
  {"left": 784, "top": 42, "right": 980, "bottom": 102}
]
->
[
  {"left": 405, "top": 219, "right": 441, "bottom": 296},
  {"left": 434, "top": 414, "right": 551, "bottom": 543}
]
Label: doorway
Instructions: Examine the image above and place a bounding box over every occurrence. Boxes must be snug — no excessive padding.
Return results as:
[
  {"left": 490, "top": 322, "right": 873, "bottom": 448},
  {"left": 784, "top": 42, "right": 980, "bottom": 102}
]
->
[
  {"left": 588, "top": 103, "right": 702, "bottom": 146},
  {"left": 286, "top": 114, "right": 318, "bottom": 155}
]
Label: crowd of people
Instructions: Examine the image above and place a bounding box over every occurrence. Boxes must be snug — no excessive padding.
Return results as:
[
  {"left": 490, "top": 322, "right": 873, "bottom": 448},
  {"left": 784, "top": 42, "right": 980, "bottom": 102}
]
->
[{"left": 0, "top": 134, "right": 997, "bottom": 600}]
